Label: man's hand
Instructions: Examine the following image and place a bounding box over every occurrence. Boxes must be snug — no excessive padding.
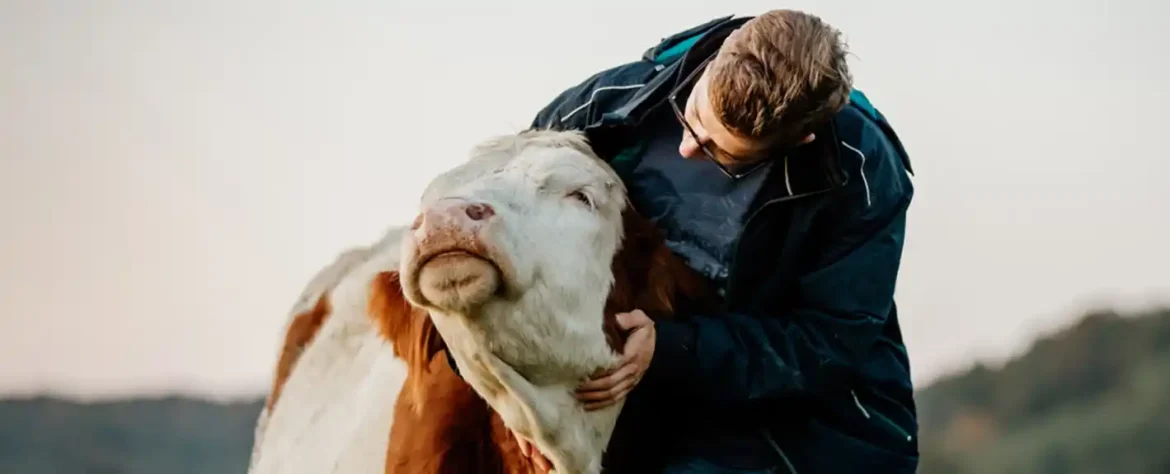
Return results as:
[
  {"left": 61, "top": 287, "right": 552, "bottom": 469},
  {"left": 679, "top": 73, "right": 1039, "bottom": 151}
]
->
[
  {"left": 575, "top": 310, "right": 656, "bottom": 411},
  {"left": 512, "top": 430, "right": 552, "bottom": 473}
]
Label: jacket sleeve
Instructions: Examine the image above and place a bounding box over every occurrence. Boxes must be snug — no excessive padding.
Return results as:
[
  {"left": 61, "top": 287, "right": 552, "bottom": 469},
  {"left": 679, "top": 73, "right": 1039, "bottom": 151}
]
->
[{"left": 640, "top": 139, "right": 914, "bottom": 405}]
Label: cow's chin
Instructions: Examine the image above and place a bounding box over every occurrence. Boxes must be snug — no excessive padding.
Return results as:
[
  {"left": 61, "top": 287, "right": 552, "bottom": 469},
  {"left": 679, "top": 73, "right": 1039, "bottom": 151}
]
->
[{"left": 414, "top": 251, "right": 502, "bottom": 314}]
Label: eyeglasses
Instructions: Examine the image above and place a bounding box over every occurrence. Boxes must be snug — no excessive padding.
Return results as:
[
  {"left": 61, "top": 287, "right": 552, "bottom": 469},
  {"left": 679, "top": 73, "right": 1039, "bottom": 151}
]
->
[{"left": 667, "top": 56, "right": 772, "bottom": 181}]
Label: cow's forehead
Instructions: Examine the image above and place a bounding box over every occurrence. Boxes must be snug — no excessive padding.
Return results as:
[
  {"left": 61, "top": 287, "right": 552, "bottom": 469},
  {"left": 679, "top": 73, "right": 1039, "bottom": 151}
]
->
[
  {"left": 505, "top": 146, "right": 620, "bottom": 192},
  {"left": 421, "top": 131, "right": 623, "bottom": 206},
  {"left": 419, "top": 151, "right": 512, "bottom": 206}
]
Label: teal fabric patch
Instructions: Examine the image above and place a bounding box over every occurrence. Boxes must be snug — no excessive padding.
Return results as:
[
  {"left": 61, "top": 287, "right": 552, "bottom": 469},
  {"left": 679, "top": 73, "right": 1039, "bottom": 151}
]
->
[
  {"left": 849, "top": 89, "right": 880, "bottom": 122},
  {"left": 654, "top": 34, "right": 704, "bottom": 64},
  {"left": 610, "top": 140, "right": 648, "bottom": 179}
]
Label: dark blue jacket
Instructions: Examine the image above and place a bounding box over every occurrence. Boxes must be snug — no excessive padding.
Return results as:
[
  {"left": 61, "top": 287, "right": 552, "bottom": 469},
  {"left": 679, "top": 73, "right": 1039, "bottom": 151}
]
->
[{"left": 526, "top": 15, "right": 920, "bottom": 474}]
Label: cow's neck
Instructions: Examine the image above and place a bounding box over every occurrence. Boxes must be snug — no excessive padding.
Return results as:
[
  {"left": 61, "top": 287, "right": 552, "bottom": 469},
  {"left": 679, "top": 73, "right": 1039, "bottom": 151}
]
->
[{"left": 426, "top": 290, "right": 622, "bottom": 474}]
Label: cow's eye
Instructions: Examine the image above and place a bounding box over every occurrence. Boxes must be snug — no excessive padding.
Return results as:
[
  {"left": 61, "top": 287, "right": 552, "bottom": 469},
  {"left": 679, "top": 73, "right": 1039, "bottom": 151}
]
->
[{"left": 567, "top": 189, "right": 593, "bottom": 209}]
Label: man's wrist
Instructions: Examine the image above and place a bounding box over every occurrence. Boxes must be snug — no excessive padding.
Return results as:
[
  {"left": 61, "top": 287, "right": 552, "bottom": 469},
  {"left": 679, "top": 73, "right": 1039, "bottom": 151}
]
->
[{"left": 643, "top": 319, "right": 696, "bottom": 389}]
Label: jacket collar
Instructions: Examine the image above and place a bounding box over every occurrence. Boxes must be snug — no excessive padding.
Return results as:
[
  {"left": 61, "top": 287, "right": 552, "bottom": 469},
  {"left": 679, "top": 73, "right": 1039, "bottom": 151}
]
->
[
  {"left": 760, "top": 120, "right": 848, "bottom": 203},
  {"left": 605, "top": 16, "right": 750, "bottom": 129},
  {"left": 639, "top": 14, "right": 737, "bottom": 63}
]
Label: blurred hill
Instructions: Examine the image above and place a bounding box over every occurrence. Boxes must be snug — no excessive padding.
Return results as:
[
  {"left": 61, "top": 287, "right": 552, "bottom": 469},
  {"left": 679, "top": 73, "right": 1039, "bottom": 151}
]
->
[
  {"left": 917, "top": 306, "right": 1170, "bottom": 474},
  {"left": 0, "top": 395, "right": 262, "bottom": 474},
  {"left": 1, "top": 306, "right": 1167, "bottom": 474}
]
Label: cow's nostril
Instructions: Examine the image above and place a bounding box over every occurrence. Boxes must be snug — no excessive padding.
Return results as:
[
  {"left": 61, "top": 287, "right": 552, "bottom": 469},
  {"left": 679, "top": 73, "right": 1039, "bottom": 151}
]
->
[
  {"left": 410, "top": 212, "right": 424, "bottom": 231},
  {"left": 464, "top": 203, "right": 494, "bottom": 221}
]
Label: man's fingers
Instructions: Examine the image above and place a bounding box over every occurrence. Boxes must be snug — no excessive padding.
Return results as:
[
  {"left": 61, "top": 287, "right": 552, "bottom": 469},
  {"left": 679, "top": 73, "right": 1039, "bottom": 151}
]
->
[
  {"left": 573, "top": 310, "right": 653, "bottom": 412},
  {"left": 577, "top": 372, "right": 635, "bottom": 402},
  {"left": 616, "top": 310, "right": 651, "bottom": 330},
  {"left": 583, "top": 398, "right": 618, "bottom": 411},
  {"left": 576, "top": 362, "right": 636, "bottom": 394},
  {"left": 578, "top": 372, "right": 637, "bottom": 406},
  {"left": 578, "top": 362, "right": 634, "bottom": 392},
  {"left": 582, "top": 381, "right": 634, "bottom": 411}
]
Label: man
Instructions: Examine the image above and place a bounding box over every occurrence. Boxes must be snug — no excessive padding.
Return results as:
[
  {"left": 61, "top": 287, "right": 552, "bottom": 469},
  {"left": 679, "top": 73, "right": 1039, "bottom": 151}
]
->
[{"left": 478, "top": 9, "right": 918, "bottom": 473}]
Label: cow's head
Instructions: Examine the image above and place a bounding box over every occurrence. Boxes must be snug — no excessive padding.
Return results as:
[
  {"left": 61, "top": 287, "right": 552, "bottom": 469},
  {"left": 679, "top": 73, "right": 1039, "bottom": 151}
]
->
[{"left": 402, "top": 130, "right": 625, "bottom": 315}]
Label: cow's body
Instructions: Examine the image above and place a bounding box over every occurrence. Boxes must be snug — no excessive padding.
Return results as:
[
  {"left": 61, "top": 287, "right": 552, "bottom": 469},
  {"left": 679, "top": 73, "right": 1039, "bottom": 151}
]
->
[
  {"left": 248, "top": 228, "right": 411, "bottom": 474},
  {"left": 250, "top": 130, "right": 713, "bottom": 474}
]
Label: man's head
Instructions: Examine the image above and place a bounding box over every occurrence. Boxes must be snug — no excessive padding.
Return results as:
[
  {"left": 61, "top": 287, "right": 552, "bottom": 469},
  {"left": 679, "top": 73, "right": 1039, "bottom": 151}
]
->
[{"left": 675, "top": 10, "right": 853, "bottom": 170}]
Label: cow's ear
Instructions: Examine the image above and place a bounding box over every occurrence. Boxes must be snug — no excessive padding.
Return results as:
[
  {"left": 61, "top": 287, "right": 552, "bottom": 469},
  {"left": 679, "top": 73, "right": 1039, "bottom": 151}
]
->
[
  {"left": 418, "top": 317, "right": 446, "bottom": 368},
  {"left": 369, "top": 270, "right": 412, "bottom": 344}
]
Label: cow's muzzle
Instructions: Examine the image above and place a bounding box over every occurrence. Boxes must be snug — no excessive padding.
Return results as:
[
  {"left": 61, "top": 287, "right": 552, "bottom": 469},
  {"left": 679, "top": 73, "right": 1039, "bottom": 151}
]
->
[{"left": 403, "top": 197, "right": 505, "bottom": 312}]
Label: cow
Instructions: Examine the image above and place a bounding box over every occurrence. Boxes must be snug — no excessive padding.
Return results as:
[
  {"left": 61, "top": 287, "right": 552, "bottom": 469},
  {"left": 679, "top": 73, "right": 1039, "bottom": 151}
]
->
[{"left": 249, "top": 129, "right": 715, "bottom": 474}]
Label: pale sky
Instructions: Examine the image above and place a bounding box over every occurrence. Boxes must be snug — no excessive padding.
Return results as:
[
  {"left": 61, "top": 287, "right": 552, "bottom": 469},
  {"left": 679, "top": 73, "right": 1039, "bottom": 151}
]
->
[{"left": 1, "top": 0, "right": 1167, "bottom": 401}]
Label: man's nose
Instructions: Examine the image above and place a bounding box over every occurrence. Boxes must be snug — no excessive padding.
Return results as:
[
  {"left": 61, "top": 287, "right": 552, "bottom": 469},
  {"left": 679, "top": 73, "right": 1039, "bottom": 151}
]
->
[
  {"left": 678, "top": 131, "right": 708, "bottom": 159},
  {"left": 678, "top": 136, "right": 702, "bottom": 159},
  {"left": 411, "top": 198, "right": 496, "bottom": 234}
]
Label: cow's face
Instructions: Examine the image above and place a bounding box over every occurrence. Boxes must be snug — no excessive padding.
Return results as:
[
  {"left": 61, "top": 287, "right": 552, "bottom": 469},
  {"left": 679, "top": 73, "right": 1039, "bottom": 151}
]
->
[{"left": 400, "top": 131, "right": 627, "bottom": 320}]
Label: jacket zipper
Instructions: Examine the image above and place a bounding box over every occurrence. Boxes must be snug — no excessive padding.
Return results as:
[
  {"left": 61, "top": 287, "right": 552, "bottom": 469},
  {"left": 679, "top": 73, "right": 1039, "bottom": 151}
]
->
[{"left": 723, "top": 185, "right": 834, "bottom": 303}]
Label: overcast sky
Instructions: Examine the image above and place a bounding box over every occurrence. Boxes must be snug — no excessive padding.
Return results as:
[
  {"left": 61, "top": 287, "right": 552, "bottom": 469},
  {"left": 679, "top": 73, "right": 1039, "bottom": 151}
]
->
[{"left": 1, "top": 0, "right": 1167, "bottom": 400}]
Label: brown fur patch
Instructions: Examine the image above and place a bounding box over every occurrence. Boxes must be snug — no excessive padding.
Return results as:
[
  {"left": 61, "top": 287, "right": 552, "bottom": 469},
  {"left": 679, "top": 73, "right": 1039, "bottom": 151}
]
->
[
  {"left": 384, "top": 350, "right": 538, "bottom": 474},
  {"left": 369, "top": 271, "right": 446, "bottom": 411},
  {"left": 369, "top": 270, "right": 538, "bottom": 474},
  {"left": 266, "top": 293, "right": 332, "bottom": 412},
  {"left": 601, "top": 206, "right": 718, "bottom": 352}
]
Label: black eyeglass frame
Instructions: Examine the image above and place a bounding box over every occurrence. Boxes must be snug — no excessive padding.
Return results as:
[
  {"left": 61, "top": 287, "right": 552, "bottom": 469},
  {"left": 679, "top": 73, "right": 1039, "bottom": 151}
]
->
[{"left": 666, "top": 56, "right": 774, "bottom": 180}]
